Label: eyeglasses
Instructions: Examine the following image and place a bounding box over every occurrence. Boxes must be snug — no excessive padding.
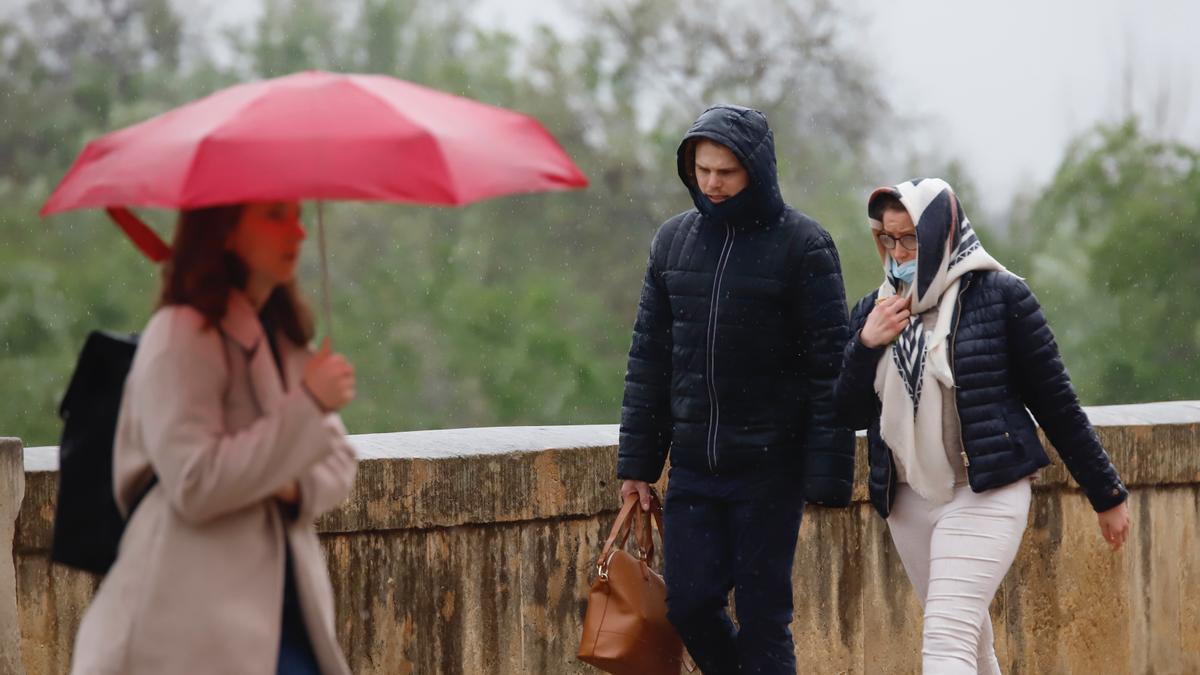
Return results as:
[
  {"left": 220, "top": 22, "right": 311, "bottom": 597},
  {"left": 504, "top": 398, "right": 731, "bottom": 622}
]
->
[{"left": 877, "top": 233, "right": 918, "bottom": 251}]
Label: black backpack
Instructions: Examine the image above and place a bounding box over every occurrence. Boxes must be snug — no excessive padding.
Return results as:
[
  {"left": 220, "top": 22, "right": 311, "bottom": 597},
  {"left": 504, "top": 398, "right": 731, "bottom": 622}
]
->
[{"left": 52, "top": 330, "right": 150, "bottom": 574}]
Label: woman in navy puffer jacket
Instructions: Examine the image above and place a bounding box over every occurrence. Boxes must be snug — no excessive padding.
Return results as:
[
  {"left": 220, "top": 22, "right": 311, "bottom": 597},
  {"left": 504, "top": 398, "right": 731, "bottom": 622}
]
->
[{"left": 835, "top": 178, "right": 1130, "bottom": 674}]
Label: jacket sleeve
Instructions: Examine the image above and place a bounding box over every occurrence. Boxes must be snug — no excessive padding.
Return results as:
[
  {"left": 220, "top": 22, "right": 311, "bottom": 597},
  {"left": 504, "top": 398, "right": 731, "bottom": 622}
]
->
[
  {"left": 834, "top": 294, "right": 886, "bottom": 431},
  {"left": 135, "top": 312, "right": 343, "bottom": 526},
  {"left": 793, "top": 230, "right": 856, "bottom": 507},
  {"left": 1004, "top": 276, "right": 1128, "bottom": 512},
  {"left": 617, "top": 243, "right": 674, "bottom": 483},
  {"left": 295, "top": 414, "right": 358, "bottom": 522}
]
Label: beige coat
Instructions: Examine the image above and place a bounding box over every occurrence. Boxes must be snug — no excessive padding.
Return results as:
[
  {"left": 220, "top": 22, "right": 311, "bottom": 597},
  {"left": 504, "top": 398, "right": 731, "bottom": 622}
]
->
[{"left": 71, "top": 292, "right": 357, "bottom": 675}]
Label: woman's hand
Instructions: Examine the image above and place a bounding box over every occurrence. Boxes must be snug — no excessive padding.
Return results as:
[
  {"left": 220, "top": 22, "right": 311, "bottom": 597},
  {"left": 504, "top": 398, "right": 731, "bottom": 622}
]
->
[
  {"left": 274, "top": 480, "right": 300, "bottom": 504},
  {"left": 860, "top": 295, "right": 912, "bottom": 348},
  {"left": 303, "top": 338, "right": 356, "bottom": 412},
  {"left": 1098, "top": 501, "right": 1131, "bottom": 551}
]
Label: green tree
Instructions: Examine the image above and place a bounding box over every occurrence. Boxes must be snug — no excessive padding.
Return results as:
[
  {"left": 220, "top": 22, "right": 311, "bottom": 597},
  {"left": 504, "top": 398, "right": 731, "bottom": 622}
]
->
[
  {"left": 1012, "top": 120, "right": 1200, "bottom": 403},
  {"left": 0, "top": 0, "right": 194, "bottom": 444},
  {"left": 2, "top": 0, "right": 912, "bottom": 445}
]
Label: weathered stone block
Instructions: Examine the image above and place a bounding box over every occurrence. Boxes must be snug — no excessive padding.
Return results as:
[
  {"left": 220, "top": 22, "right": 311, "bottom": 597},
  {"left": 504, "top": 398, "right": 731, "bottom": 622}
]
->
[{"left": 1, "top": 438, "right": 26, "bottom": 675}]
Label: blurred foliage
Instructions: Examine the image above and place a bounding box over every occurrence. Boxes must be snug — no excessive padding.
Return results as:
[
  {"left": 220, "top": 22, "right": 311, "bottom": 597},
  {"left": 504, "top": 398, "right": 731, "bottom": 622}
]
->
[
  {"left": 1, "top": 0, "right": 1197, "bottom": 446},
  {"left": 1010, "top": 120, "right": 1200, "bottom": 404}
]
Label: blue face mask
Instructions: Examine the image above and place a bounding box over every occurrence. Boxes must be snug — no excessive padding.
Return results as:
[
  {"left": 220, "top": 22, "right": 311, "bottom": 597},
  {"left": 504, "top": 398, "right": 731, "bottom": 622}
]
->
[{"left": 889, "top": 256, "right": 917, "bottom": 285}]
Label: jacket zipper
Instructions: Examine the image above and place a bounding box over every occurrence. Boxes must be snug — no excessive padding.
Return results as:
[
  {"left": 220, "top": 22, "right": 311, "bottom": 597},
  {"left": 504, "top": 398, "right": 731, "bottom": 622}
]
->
[
  {"left": 705, "top": 223, "right": 736, "bottom": 472},
  {"left": 884, "top": 417, "right": 893, "bottom": 513},
  {"left": 950, "top": 277, "right": 972, "bottom": 477}
]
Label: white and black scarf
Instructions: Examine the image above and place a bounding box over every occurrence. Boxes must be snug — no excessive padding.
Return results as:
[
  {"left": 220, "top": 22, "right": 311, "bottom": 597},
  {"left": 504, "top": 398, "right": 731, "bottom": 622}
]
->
[{"left": 868, "top": 178, "right": 1007, "bottom": 504}]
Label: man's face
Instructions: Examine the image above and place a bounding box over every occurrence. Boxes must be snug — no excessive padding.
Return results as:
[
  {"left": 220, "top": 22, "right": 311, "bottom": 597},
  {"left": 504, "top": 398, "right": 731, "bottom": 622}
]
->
[{"left": 694, "top": 140, "right": 749, "bottom": 204}]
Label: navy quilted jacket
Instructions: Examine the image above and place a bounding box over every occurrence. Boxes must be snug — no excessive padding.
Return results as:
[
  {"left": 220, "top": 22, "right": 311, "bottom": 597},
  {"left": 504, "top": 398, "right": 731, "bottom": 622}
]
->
[
  {"left": 836, "top": 270, "right": 1128, "bottom": 518},
  {"left": 617, "top": 105, "right": 855, "bottom": 506}
]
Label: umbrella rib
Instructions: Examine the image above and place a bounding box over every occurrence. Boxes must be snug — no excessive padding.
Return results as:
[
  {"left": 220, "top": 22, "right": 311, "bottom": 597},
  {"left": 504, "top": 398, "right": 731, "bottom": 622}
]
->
[
  {"left": 176, "top": 86, "right": 280, "bottom": 208},
  {"left": 347, "top": 76, "right": 463, "bottom": 205}
]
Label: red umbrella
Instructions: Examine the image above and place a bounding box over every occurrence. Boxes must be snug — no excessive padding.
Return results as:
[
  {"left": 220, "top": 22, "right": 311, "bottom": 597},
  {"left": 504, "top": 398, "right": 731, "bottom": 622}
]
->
[
  {"left": 43, "top": 70, "right": 587, "bottom": 214},
  {"left": 41, "top": 70, "right": 588, "bottom": 334}
]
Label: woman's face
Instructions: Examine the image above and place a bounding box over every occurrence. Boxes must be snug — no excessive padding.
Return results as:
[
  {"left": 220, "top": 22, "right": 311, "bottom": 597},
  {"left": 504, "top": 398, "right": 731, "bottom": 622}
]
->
[
  {"left": 881, "top": 208, "right": 917, "bottom": 264},
  {"left": 227, "top": 201, "right": 305, "bottom": 288}
]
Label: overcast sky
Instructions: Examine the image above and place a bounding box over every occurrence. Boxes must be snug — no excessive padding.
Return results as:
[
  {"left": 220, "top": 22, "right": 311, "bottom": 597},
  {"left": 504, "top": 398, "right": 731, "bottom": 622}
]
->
[
  {"left": 188, "top": 0, "right": 1200, "bottom": 213},
  {"left": 474, "top": 0, "right": 1200, "bottom": 213},
  {"left": 855, "top": 0, "right": 1200, "bottom": 210}
]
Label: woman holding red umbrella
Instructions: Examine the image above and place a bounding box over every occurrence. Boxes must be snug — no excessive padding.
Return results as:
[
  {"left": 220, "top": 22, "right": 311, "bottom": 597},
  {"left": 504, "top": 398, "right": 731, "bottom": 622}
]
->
[
  {"left": 43, "top": 70, "right": 589, "bottom": 673},
  {"left": 71, "top": 202, "right": 357, "bottom": 675}
]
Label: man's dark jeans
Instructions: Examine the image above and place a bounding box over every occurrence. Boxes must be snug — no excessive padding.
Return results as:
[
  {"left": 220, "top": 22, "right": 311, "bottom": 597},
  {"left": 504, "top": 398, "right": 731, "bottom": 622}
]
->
[{"left": 663, "top": 465, "right": 805, "bottom": 675}]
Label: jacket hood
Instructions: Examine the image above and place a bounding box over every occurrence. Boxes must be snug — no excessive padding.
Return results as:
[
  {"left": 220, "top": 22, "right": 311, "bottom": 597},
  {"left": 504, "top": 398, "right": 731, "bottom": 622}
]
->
[{"left": 676, "top": 105, "right": 785, "bottom": 224}]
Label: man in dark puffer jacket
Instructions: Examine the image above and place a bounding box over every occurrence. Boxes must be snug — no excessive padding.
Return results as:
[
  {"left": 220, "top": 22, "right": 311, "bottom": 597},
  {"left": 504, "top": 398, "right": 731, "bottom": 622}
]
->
[{"left": 616, "top": 105, "right": 854, "bottom": 674}]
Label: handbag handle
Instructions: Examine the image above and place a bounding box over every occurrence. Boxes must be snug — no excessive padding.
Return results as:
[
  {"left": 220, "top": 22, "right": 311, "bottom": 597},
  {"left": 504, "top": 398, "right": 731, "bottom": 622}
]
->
[
  {"left": 597, "top": 494, "right": 640, "bottom": 569},
  {"left": 632, "top": 490, "right": 665, "bottom": 565},
  {"left": 597, "top": 490, "right": 665, "bottom": 580}
]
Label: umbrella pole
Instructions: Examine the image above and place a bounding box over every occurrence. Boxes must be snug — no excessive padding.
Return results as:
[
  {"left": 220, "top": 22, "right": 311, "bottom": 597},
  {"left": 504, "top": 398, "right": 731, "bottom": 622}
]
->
[{"left": 317, "top": 200, "right": 333, "bottom": 344}]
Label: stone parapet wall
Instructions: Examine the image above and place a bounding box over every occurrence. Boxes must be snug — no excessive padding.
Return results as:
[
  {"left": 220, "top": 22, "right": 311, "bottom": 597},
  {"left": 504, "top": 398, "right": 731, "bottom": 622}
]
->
[{"left": 9, "top": 403, "right": 1200, "bottom": 674}]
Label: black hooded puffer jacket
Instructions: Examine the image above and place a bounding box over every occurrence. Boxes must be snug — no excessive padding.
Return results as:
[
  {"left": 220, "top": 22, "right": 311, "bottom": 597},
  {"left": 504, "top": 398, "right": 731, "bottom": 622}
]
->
[{"left": 616, "top": 105, "right": 855, "bottom": 505}]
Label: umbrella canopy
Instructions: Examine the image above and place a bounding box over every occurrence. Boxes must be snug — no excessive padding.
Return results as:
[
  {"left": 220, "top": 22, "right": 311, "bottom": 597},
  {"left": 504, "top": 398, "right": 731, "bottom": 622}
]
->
[
  {"left": 40, "top": 70, "right": 588, "bottom": 337},
  {"left": 41, "top": 70, "right": 588, "bottom": 216}
]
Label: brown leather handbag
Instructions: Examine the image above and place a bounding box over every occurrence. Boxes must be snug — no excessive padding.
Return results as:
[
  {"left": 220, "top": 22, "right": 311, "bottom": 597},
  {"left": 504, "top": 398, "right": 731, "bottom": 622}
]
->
[{"left": 577, "top": 492, "right": 693, "bottom": 674}]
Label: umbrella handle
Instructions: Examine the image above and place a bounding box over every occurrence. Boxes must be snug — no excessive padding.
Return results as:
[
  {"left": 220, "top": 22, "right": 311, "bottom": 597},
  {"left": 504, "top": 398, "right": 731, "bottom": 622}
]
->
[{"left": 316, "top": 200, "right": 334, "bottom": 344}]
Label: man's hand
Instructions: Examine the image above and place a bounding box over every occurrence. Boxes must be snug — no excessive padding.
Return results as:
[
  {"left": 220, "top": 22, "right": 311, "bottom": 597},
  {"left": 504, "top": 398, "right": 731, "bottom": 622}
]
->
[
  {"left": 1098, "top": 500, "right": 1131, "bottom": 551},
  {"left": 620, "top": 479, "right": 652, "bottom": 512}
]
